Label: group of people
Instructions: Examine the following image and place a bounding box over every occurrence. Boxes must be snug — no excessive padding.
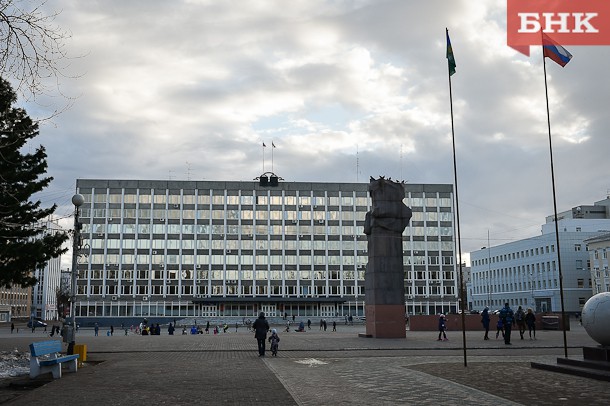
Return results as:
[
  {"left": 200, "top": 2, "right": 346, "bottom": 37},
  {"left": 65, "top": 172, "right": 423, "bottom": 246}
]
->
[
  {"left": 437, "top": 303, "right": 538, "bottom": 345},
  {"left": 480, "top": 303, "right": 537, "bottom": 344}
]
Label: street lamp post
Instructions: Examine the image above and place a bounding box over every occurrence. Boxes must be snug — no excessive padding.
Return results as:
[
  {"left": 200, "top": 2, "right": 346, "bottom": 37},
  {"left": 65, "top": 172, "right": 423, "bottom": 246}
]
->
[
  {"left": 529, "top": 271, "right": 535, "bottom": 311},
  {"left": 67, "top": 193, "right": 84, "bottom": 354}
]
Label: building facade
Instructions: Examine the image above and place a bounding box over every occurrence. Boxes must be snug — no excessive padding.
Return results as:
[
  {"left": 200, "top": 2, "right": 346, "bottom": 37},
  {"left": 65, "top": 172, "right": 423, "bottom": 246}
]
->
[
  {"left": 584, "top": 232, "right": 610, "bottom": 295},
  {"left": 73, "top": 179, "right": 457, "bottom": 325},
  {"left": 31, "top": 220, "right": 63, "bottom": 321},
  {"left": 469, "top": 197, "right": 610, "bottom": 314}
]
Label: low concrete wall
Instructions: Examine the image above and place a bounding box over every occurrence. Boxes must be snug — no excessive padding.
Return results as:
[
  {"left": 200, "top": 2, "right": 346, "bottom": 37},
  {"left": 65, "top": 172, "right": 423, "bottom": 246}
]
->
[{"left": 408, "top": 313, "right": 570, "bottom": 331}]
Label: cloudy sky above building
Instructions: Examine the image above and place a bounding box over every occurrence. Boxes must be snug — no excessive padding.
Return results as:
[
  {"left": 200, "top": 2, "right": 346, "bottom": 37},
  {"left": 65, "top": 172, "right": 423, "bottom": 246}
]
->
[{"left": 19, "top": 0, "right": 610, "bottom": 263}]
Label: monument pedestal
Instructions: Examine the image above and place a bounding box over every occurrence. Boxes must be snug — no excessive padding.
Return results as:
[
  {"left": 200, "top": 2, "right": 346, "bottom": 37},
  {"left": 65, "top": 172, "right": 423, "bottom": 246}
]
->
[
  {"left": 364, "top": 304, "right": 406, "bottom": 338},
  {"left": 532, "top": 346, "right": 610, "bottom": 382}
]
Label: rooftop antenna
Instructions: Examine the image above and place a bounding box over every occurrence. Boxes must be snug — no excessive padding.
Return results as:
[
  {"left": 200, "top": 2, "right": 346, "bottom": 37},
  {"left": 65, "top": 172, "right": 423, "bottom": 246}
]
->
[{"left": 271, "top": 140, "right": 276, "bottom": 172}]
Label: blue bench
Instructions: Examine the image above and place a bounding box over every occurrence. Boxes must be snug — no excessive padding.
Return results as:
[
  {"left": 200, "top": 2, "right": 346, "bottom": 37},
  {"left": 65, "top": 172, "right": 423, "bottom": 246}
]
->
[{"left": 29, "top": 340, "right": 79, "bottom": 379}]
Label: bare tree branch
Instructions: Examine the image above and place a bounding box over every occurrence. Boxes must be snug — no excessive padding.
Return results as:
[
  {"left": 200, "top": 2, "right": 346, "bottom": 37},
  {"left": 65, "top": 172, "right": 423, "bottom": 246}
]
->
[{"left": 0, "top": 0, "right": 73, "bottom": 101}]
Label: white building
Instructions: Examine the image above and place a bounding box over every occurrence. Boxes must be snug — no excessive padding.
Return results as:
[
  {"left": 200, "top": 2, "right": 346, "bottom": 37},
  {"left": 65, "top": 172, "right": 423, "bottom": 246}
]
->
[
  {"left": 469, "top": 197, "right": 610, "bottom": 314},
  {"left": 31, "top": 220, "right": 63, "bottom": 321},
  {"left": 584, "top": 232, "right": 610, "bottom": 295},
  {"left": 73, "top": 178, "right": 458, "bottom": 325}
]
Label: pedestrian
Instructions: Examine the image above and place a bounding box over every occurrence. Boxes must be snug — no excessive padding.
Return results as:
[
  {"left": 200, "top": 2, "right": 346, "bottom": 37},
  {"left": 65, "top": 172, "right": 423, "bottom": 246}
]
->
[
  {"left": 10, "top": 323, "right": 14, "bottom": 334},
  {"left": 323, "top": 319, "right": 327, "bottom": 331},
  {"left": 253, "top": 311, "right": 270, "bottom": 357},
  {"left": 235, "top": 322, "right": 239, "bottom": 332},
  {"left": 499, "top": 302, "right": 515, "bottom": 345},
  {"left": 437, "top": 314, "right": 448, "bottom": 341},
  {"left": 495, "top": 317, "right": 504, "bottom": 339},
  {"left": 110, "top": 325, "right": 114, "bottom": 336},
  {"left": 268, "top": 328, "right": 280, "bottom": 356},
  {"left": 168, "top": 322, "right": 175, "bottom": 335},
  {"left": 515, "top": 306, "right": 526, "bottom": 340},
  {"left": 307, "top": 319, "right": 311, "bottom": 330},
  {"left": 319, "top": 319, "right": 323, "bottom": 330},
  {"left": 292, "top": 314, "right": 295, "bottom": 322},
  {"left": 525, "top": 308, "right": 537, "bottom": 340},
  {"left": 206, "top": 320, "right": 210, "bottom": 334},
  {"left": 332, "top": 320, "right": 337, "bottom": 332},
  {"left": 155, "top": 323, "right": 161, "bottom": 335},
  {"left": 481, "top": 307, "right": 490, "bottom": 340},
  {"left": 94, "top": 323, "right": 99, "bottom": 336},
  {"left": 285, "top": 321, "right": 290, "bottom": 332}
]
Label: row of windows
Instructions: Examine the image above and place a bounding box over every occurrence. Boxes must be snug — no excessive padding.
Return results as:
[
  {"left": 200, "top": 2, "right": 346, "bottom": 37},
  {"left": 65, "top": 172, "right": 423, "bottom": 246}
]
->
[
  {"left": 79, "top": 284, "right": 457, "bottom": 298},
  {"left": 84, "top": 254, "right": 454, "bottom": 267},
  {"left": 84, "top": 191, "right": 452, "bottom": 209},
  {"left": 82, "top": 268, "right": 457, "bottom": 282},
  {"left": 472, "top": 244, "right": 556, "bottom": 267},
  {"left": 82, "top": 226, "right": 452, "bottom": 244},
  {"left": 86, "top": 239, "right": 454, "bottom": 252},
  {"left": 79, "top": 284, "right": 366, "bottom": 297},
  {"left": 80, "top": 208, "right": 454, "bottom": 222}
]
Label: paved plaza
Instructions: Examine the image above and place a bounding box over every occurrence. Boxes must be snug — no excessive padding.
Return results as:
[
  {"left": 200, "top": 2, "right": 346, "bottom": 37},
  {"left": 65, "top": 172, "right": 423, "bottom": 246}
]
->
[{"left": 0, "top": 321, "right": 608, "bottom": 405}]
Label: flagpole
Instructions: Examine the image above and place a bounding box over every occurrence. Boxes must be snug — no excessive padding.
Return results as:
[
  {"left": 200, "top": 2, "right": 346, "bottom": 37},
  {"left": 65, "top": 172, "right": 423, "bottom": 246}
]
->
[
  {"left": 446, "top": 28, "right": 467, "bottom": 367},
  {"left": 542, "top": 45, "right": 569, "bottom": 359},
  {"left": 271, "top": 140, "right": 274, "bottom": 173},
  {"left": 262, "top": 143, "right": 266, "bottom": 173}
]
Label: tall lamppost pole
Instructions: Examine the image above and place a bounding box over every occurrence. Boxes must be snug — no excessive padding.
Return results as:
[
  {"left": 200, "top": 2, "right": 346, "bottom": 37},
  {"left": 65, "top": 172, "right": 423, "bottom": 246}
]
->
[{"left": 68, "top": 193, "right": 84, "bottom": 354}]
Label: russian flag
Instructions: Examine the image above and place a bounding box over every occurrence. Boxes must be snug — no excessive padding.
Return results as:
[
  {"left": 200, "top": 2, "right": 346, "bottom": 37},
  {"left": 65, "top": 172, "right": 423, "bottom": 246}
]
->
[{"left": 542, "top": 34, "right": 572, "bottom": 67}]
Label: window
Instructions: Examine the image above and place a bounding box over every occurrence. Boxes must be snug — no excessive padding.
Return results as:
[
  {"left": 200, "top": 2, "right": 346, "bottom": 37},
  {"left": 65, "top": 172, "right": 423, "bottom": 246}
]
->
[{"left": 574, "top": 244, "right": 582, "bottom": 252}]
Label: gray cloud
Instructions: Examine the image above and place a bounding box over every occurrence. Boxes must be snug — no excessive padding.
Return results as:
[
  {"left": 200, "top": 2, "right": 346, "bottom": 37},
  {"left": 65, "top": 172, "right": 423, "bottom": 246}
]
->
[{"left": 21, "top": 0, "right": 609, "bottom": 261}]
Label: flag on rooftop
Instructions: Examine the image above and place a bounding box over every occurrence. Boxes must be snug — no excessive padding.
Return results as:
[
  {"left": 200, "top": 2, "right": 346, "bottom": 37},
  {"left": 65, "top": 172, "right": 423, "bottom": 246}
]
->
[
  {"left": 543, "top": 34, "right": 572, "bottom": 67},
  {"left": 446, "top": 28, "right": 456, "bottom": 76},
  {"left": 262, "top": 142, "right": 266, "bottom": 147}
]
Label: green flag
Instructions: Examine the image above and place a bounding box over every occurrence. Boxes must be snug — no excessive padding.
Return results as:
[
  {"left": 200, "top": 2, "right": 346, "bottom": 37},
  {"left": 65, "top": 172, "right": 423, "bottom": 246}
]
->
[{"left": 446, "top": 29, "right": 456, "bottom": 76}]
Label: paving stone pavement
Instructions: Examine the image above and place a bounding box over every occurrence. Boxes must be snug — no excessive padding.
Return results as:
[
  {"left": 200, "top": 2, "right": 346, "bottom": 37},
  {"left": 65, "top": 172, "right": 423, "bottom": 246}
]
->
[{"left": 0, "top": 322, "right": 608, "bottom": 405}]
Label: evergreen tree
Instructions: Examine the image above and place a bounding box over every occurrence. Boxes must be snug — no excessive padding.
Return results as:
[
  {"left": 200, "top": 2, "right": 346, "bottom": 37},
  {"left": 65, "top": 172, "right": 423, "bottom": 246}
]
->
[{"left": 0, "top": 77, "right": 67, "bottom": 288}]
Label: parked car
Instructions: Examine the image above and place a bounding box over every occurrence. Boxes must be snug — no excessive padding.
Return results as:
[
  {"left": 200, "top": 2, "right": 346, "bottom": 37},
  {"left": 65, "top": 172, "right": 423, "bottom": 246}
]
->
[{"left": 27, "top": 318, "right": 47, "bottom": 328}]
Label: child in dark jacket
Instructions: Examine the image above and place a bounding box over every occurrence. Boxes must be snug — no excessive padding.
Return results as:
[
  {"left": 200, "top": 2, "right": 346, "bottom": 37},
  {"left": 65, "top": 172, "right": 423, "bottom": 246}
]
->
[
  {"left": 268, "top": 329, "right": 280, "bottom": 356},
  {"left": 496, "top": 318, "right": 505, "bottom": 339}
]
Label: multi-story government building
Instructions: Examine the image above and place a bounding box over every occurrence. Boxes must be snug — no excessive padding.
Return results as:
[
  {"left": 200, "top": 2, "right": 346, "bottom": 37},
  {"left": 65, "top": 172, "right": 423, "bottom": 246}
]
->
[
  {"left": 73, "top": 178, "right": 457, "bottom": 325},
  {"left": 469, "top": 197, "right": 610, "bottom": 314}
]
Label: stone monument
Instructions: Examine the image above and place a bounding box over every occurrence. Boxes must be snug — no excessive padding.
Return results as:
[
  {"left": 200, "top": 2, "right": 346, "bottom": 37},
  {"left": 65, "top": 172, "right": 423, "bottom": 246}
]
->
[{"left": 363, "top": 177, "right": 412, "bottom": 338}]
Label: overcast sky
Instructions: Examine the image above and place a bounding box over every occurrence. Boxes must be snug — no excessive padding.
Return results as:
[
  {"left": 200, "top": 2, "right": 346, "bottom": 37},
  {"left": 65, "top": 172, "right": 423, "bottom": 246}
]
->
[{"left": 17, "top": 0, "right": 610, "bottom": 265}]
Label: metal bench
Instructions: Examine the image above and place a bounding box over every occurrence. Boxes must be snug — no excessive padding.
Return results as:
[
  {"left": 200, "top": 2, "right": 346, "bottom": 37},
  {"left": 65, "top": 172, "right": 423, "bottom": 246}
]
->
[{"left": 29, "top": 340, "right": 79, "bottom": 379}]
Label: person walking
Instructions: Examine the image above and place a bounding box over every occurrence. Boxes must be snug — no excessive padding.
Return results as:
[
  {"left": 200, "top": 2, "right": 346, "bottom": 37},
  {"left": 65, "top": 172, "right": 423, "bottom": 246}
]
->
[
  {"left": 332, "top": 320, "right": 337, "bottom": 332},
  {"left": 94, "top": 323, "right": 99, "bottom": 336},
  {"left": 253, "top": 312, "right": 270, "bottom": 357},
  {"left": 110, "top": 325, "right": 114, "bottom": 336},
  {"left": 168, "top": 322, "right": 175, "bottom": 335},
  {"left": 307, "top": 319, "right": 311, "bottom": 330},
  {"left": 515, "top": 306, "right": 526, "bottom": 340},
  {"left": 437, "top": 314, "right": 448, "bottom": 341},
  {"left": 481, "top": 307, "right": 490, "bottom": 340},
  {"left": 525, "top": 308, "right": 537, "bottom": 340},
  {"left": 499, "top": 302, "right": 515, "bottom": 345},
  {"left": 10, "top": 323, "right": 14, "bottom": 334}
]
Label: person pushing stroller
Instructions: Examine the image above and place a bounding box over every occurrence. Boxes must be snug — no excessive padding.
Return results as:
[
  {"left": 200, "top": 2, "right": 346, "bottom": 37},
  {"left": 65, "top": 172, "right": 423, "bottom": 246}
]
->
[{"left": 268, "top": 328, "right": 281, "bottom": 356}]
